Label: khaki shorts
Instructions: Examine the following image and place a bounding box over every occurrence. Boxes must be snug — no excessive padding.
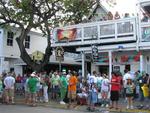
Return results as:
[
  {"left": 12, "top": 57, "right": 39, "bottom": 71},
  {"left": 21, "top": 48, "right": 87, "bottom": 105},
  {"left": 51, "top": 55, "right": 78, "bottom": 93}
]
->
[
  {"left": 4, "top": 89, "right": 14, "bottom": 97},
  {"left": 68, "top": 91, "right": 76, "bottom": 99},
  {"left": 29, "top": 92, "right": 36, "bottom": 101},
  {"left": 25, "top": 91, "right": 30, "bottom": 99}
]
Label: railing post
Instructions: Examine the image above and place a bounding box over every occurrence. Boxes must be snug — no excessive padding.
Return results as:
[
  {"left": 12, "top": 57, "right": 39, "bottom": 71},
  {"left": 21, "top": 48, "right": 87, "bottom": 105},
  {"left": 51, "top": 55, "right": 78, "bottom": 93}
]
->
[
  {"left": 81, "top": 27, "right": 84, "bottom": 44},
  {"left": 115, "top": 23, "right": 118, "bottom": 39},
  {"left": 97, "top": 24, "right": 100, "bottom": 40}
]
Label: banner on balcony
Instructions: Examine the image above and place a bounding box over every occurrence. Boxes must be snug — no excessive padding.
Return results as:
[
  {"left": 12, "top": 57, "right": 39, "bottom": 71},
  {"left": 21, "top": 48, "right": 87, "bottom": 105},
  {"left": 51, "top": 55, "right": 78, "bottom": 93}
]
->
[{"left": 57, "top": 28, "right": 77, "bottom": 41}]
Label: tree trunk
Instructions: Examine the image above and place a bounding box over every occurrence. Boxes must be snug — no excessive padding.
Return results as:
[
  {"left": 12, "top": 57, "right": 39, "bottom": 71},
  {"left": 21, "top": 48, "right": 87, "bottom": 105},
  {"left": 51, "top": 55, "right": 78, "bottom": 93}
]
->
[{"left": 16, "top": 36, "right": 52, "bottom": 73}]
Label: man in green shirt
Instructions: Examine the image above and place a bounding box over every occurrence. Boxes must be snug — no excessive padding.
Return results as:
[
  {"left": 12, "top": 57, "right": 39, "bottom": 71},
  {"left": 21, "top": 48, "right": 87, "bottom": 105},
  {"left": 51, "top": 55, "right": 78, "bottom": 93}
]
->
[
  {"left": 28, "top": 73, "right": 39, "bottom": 106},
  {"left": 59, "top": 72, "right": 68, "bottom": 105}
]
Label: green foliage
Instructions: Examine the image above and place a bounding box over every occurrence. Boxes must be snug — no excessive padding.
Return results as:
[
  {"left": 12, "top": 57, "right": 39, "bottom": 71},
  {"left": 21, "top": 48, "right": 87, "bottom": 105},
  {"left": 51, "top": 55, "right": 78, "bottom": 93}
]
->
[
  {"left": 63, "top": 0, "right": 94, "bottom": 23},
  {"left": 0, "top": 0, "right": 116, "bottom": 30}
]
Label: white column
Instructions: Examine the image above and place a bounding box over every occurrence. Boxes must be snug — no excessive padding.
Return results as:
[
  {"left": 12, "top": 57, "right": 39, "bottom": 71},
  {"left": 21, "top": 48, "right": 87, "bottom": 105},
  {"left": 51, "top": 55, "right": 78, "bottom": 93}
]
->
[
  {"left": 109, "top": 51, "right": 112, "bottom": 80},
  {"left": 0, "top": 57, "right": 4, "bottom": 74},
  {"left": 82, "top": 51, "right": 85, "bottom": 78},
  {"left": 0, "top": 29, "right": 4, "bottom": 57},
  {"left": 140, "top": 54, "right": 143, "bottom": 73},
  {"left": 0, "top": 29, "right": 4, "bottom": 74}
]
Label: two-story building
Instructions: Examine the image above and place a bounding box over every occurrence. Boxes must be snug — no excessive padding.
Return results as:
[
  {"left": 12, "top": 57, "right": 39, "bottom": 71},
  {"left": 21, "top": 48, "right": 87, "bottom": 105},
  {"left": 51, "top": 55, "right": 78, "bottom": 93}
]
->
[
  {"left": 51, "top": 0, "right": 150, "bottom": 78},
  {"left": 0, "top": 28, "right": 47, "bottom": 75},
  {"left": 0, "top": 27, "right": 82, "bottom": 75}
]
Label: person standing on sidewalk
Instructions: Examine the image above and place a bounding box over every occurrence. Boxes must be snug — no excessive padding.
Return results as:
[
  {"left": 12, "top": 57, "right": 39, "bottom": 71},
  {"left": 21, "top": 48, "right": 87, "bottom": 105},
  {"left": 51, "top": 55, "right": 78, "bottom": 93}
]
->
[
  {"left": 123, "top": 69, "right": 132, "bottom": 98},
  {"left": 4, "top": 72, "right": 15, "bottom": 104},
  {"left": 68, "top": 71, "right": 78, "bottom": 108},
  {"left": 87, "top": 71, "right": 98, "bottom": 112},
  {"left": 51, "top": 71, "right": 60, "bottom": 100},
  {"left": 24, "top": 74, "right": 30, "bottom": 105},
  {"left": 110, "top": 72, "right": 120, "bottom": 110},
  {"left": 126, "top": 77, "right": 135, "bottom": 109},
  {"left": 101, "top": 74, "right": 110, "bottom": 108},
  {"left": 59, "top": 71, "right": 68, "bottom": 105},
  {"left": 27, "top": 72, "right": 39, "bottom": 106}
]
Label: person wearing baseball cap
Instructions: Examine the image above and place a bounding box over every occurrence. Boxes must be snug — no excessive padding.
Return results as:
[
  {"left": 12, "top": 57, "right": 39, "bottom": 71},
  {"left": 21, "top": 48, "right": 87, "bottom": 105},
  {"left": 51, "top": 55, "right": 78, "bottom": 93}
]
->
[{"left": 27, "top": 72, "right": 39, "bottom": 106}]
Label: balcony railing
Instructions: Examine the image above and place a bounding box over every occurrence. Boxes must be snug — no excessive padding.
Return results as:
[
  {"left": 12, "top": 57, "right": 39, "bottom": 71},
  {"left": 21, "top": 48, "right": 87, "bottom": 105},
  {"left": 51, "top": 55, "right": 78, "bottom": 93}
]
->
[{"left": 52, "top": 17, "right": 137, "bottom": 47}]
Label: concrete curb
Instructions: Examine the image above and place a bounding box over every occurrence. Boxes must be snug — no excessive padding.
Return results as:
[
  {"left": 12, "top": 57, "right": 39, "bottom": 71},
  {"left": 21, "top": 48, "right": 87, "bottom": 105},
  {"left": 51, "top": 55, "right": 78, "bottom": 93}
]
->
[{"left": 14, "top": 100, "right": 150, "bottom": 113}]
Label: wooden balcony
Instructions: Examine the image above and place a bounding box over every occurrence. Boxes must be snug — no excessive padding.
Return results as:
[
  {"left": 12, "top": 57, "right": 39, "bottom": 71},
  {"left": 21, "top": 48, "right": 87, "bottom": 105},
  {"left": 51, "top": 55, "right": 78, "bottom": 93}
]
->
[{"left": 52, "top": 17, "right": 137, "bottom": 47}]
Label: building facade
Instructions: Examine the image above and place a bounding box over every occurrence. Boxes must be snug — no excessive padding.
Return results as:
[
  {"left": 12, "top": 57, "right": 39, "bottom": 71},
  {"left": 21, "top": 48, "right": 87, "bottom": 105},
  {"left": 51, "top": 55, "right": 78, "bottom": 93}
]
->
[
  {"left": 51, "top": 0, "right": 150, "bottom": 78},
  {"left": 0, "top": 28, "right": 47, "bottom": 75},
  {"left": 0, "top": 27, "right": 81, "bottom": 75}
]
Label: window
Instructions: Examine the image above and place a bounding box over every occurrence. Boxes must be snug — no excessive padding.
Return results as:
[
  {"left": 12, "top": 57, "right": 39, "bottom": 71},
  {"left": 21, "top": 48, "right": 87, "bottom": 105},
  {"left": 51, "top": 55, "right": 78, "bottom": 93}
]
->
[
  {"left": 7, "top": 32, "right": 14, "bottom": 46},
  {"left": 25, "top": 35, "right": 30, "bottom": 49}
]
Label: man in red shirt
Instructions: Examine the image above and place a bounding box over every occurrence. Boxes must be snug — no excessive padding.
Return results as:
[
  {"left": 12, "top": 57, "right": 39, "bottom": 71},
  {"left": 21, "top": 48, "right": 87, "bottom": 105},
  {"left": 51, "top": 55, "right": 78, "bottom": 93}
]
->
[{"left": 110, "top": 72, "right": 120, "bottom": 109}]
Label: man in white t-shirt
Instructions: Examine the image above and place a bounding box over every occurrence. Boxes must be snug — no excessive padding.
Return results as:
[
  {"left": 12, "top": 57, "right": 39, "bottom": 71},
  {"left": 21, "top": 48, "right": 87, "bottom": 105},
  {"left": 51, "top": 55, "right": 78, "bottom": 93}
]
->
[
  {"left": 66, "top": 70, "right": 71, "bottom": 82},
  {"left": 4, "top": 72, "right": 15, "bottom": 104},
  {"left": 88, "top": 71, "right": 97, "bottom": 85},
  {"left": 123, "top": 69, "right": 132, "bottom": 97}
]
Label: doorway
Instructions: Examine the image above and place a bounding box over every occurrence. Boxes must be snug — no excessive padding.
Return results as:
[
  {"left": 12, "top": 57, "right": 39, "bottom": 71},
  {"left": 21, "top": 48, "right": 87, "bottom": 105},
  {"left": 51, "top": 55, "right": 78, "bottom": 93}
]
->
[
  {"left": 99, "top": 65, "right": 109, "bottom": 74},
  {"left": 125, "top": 64, "right": 131, "bottom": 71}
]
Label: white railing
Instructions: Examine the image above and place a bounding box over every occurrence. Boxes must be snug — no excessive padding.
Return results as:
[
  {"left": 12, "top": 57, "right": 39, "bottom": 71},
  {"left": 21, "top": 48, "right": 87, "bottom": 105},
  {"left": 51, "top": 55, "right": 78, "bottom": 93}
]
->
[
  {"left": 64, "top": 52, "right": 80, "bottom": 59},
  {"left": 52, "top": 17, "right": 137, "bottom": 47}
]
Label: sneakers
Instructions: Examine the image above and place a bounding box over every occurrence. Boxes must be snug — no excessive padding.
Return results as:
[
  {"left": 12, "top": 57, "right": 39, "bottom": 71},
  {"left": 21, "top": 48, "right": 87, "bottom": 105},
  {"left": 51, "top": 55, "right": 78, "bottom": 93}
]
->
[
  {"left": 126, "top": 105, "right": 129, "bottom": 109},
  {"left": 101, "top": 104, "right": 105, "bottom": 107},
  {"left": 60, "top": 101, "right": 66, "bottom": 105},
  {"left": 126, "top": 105, "right": 134, "bottom": 109},
  {"left": 106, "top": 104, "right": 109, "bottom": 108},
  {"left": 130, "top": 106, "right": 134, "bottom": 109}
]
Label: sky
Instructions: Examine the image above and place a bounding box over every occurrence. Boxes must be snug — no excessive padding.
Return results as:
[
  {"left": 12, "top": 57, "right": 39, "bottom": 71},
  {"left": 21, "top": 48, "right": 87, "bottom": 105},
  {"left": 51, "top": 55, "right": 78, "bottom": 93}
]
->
[{"left": 103, "top": 0, "right": 137, "bottom": 16}]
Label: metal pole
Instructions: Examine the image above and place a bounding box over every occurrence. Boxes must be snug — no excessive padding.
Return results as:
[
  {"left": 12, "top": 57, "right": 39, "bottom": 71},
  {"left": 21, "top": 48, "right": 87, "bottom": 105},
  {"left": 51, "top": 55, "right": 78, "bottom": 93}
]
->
[
  {"left": 82, "top": 51, "right": 85, "bottom": 78},
  {"left": 59, "top": 60, "right": 61, "bottom": 72}
]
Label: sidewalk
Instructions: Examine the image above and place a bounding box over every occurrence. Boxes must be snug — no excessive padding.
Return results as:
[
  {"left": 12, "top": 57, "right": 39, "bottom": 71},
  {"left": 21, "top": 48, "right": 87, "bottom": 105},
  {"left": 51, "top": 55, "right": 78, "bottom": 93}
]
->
[{"left": 14, "top": 96, "right": 150, "bottom": 113}]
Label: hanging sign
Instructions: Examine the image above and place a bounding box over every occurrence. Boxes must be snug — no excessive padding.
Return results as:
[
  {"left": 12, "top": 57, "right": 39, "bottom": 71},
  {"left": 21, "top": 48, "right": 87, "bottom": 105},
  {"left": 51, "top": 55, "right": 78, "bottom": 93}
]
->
[
  {"left": 55, "top": 47, "right": 64, "bottom": 61},
  {"left": 92, "top": 45, "right": 98, "bottom": 62}
]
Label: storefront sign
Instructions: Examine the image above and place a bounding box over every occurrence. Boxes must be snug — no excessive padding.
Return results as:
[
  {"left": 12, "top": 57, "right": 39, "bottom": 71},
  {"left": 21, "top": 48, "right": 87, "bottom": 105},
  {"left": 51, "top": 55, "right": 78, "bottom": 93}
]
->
[{"left": 31, "top": 51, "right": 44, "bottom": 61}]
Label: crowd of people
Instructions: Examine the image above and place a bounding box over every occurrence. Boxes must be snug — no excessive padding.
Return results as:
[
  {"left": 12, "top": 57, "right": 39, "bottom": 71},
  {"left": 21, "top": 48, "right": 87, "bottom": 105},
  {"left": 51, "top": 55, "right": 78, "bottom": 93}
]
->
[{"left": 0, "top": 69, "right": 150, "bottom": 111}]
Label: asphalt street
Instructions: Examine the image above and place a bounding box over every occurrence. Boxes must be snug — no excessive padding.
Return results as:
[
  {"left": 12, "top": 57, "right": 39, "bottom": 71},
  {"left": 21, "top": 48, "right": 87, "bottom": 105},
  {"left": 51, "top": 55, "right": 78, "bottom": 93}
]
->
[
  {"left": 0, "top": 105, "right": 88, "bottom": 113},
  {"left": 0, "top": 104, "right": 149, "bottom": 113}
]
